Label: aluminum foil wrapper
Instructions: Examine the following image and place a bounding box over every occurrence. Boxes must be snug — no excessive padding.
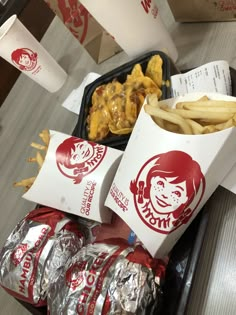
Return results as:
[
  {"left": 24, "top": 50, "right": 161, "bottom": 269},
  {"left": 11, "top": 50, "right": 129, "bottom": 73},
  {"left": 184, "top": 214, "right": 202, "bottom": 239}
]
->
[
  {"left": 0, "top": 207, "right": 84, "bottom": 306},
  {"left": 48, "top": 239, "right": 164, "bottom": 314},
  {"left": 76, "top": 217, "right": 101, "bottom": 244}
]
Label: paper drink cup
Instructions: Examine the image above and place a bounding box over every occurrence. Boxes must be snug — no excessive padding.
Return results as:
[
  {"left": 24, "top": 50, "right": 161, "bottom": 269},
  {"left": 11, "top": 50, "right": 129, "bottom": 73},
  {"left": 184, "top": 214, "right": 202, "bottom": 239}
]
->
[
  {"left": 105, "top": 92, "right": 236, "bottom": 258},
  {"left": 80, "top": 0, "right": 178, "bottom": 62},
  {"left": 23, "top": 130, "right": 123, "bottom": 223},
  {"left": 0, "top": 15, "right": 67, "bottom": 93}
]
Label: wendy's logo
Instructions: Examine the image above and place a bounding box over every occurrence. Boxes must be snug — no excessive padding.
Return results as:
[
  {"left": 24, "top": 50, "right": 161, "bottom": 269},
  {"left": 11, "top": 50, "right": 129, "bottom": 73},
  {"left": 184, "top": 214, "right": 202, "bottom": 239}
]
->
[
  {"left": 11, "top": 48, "right": 38, "bottom": 71},
  {"left": 56, "top": 137, "right": 107, "bottom": 184},
  {"left": 130, "top": 151, "right": 205, "bottom": 234},
  {"left": 66, "top": 261, "right": 86, "bottom": 291},
  {"left": 11, "top": 243, "right": 28, "bottom": 266},
  {"left": 141, "top": 0, "right": 152, "bottom": 13}
]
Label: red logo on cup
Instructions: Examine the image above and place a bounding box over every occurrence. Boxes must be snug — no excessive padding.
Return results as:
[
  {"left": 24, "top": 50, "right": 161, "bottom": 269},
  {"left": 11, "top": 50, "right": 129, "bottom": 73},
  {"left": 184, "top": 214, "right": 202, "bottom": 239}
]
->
[
  {"left": 66, "top": 261, "right": 86, "bottom": 290},
  {"left": 141, "top": 0, "right": 152, "bottom": 13},
  {"left": 130, "top": 151, "right": 205, "bottom": 234},
  {"left": 11, "top": 243, "right": 28, "bottom": 266},
  {"left": 56, "top": 137, "right": 107, "bottom": 184},
  {"left": 11, "top": 48, "right": 38, "bottom": 71}
]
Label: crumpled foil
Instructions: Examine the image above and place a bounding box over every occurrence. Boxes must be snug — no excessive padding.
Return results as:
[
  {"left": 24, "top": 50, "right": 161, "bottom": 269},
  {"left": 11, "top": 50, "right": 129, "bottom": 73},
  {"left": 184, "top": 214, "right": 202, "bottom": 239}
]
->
[
  {"left": 48, "top": 240, "right": 162, "bottom": 314},
  {"left": 0, "top": 208, "right": 84, "bottom": 306}
]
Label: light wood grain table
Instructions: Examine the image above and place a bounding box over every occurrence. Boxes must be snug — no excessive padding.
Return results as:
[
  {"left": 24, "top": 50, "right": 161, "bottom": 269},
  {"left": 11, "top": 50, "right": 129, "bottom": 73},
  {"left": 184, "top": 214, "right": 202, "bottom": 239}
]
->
[{"left": 0, "top": 1, "right": 236, "bottom": 314}]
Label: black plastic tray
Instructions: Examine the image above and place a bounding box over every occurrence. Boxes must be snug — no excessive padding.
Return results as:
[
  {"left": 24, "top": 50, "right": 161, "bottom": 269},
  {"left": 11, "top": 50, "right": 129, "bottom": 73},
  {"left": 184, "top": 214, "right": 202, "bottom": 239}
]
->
[{"left": 73, "top": 50, "right": 172, "bottom": 150}]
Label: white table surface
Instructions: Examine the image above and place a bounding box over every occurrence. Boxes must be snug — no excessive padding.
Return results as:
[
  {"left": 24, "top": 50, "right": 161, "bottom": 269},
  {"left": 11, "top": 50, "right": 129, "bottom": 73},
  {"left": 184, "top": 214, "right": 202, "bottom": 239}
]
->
[{"left": 0, "top": 1, "right": 236, "bottom": 314}]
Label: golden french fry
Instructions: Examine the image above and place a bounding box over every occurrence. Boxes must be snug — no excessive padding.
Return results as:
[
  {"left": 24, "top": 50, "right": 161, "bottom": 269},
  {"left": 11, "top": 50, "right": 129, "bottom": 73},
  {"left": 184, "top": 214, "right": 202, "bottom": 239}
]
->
[
  {"left": 185, "top": 119, "right": 204, "bottom": 135},
  {"left": 109, "top": 123, "right": 133, "bottom": 135},
  {"left": 36, "top": 151, "right": 44, "bottom": 168},
  {"left": 14, "top": 129, "right": 50, "bottom": 192},
  {"left": 163, "top": 121, "right": 181, "bottom": 133},
  {"left": 147, "top": 94, "right": 166, "bottom": 129},
  {"left": 152, "top": 115, "right": 166, "bottom": 129},
  {"left": 178, "top": 99, "right": 236, "bottom": 109},
  {"left": 165, "top": 107, "right": 234, "bottom": 122},
  {"left": 13, "top": 176, "right": 36, "bottom": 188},
  {"left": 217, "top": 116, "right": 236, "bottom": 129},
  {"left": 198, "top": 95, "right": 210, "bottom": 101},
  {"left": 160, "top": 103, "right": 169, "bottom": 110},
  {"left": 30, "top": 142, "right": 47, "bottom": 151},
  {"left": 147, "top": 93, "right": 159, "bottom": 107},
  {"left": 27, "top": 157, "right": 37, "bottom": 163},
  {"left": 182, "top": 104, "right": 236, "bottom": 113},
  {"left": 202, "top": 125, "right": 216, "bottom": 134},
  {"left": 39, "top": 129, "right": 50, "bottom": 146},
  {"left": 144, "top": 104, "right": 192, "bottom": 134},
  {"left": 27, "top": 152, "right": 44, "bottom": 168},
  {"left": 175, "top": 96, "right": 209, "bottom": 109},
  {"left": 203, "top": 117, "right": 236, "bottom": 134}
]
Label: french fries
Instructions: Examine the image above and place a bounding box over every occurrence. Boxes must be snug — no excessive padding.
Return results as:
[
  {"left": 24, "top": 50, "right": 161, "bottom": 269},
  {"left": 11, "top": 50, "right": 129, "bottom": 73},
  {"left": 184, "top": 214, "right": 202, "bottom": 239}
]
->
[
  {"left": 144, "top": 94, "right": 236, "bottom": 135},
  {"left": 145, "top": 103, "right": 192, "bottom": 134},
  {"left": 13, "top": 129, "right": 50, "bottom": 192}
]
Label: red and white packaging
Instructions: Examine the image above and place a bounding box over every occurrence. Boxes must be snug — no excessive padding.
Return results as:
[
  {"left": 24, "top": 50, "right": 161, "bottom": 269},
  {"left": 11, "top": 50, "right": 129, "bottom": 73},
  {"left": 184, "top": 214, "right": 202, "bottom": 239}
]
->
[
  {"left": 44, "top": 0, "right": 122, "bottom": 63},
  {"left": 23, "top": 130, "right": 123, "bottom": 223},
  {"left": 105, "top": 92, "right": 236, "bottom": 258},
  {"left": 80, "top": 0, "right": 178, "bottom": 62},
  {"left": 0, "top": 15, "right": 67, "bottom": 93},
  {"left": 47, "top": 239, "right": 166, "bottom": 314},
  {"left": 0, "top": 207, "right": 84, "bottom": 306}
]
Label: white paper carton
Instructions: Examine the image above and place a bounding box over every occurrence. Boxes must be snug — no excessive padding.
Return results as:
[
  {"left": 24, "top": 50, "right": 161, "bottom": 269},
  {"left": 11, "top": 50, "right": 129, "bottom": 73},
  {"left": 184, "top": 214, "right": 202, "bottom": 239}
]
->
[
  {"left": 0, "top": 15, "right": 67, "bottom": 93},
  {"left": 23, "top": 130, "right": 123, "bottom": 223},
  {"left": 80, "top": 0, "right": 178, "bottom": 62},
  {"left": 105, "top": 92, "right": 236, "bottom": 258}
]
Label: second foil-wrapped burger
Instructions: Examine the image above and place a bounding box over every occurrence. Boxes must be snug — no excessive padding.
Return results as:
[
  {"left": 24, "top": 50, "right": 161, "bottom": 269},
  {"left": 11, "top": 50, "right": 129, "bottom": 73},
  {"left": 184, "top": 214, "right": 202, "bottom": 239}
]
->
[{"left": 47, "top": 239, "right": 166, "bottom": 315}]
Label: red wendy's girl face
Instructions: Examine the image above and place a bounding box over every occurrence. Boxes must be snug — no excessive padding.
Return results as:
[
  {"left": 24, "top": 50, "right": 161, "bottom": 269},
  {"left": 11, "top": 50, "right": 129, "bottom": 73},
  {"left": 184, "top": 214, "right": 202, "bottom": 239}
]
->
[
  {"left": 149, "top": 176, "right": 188, "bottom": 215},
  {"left": 18, "top": 53, "right": 31, "bottom": 67},
  {"left": 69, "top": 142, "right": 94, "bottom": 165}
]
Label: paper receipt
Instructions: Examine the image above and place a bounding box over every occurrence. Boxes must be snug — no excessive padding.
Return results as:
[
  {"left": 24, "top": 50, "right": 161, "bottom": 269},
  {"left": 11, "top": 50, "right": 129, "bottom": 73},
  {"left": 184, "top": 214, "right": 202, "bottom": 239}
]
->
[{"left": 171, "top": 60, "right": 232, "bottom": 97}]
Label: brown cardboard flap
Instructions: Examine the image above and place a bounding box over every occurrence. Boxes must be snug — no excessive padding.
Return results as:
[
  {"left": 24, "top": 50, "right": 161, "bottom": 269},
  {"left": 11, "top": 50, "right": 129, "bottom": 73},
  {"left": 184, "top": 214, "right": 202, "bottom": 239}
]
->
[
  {"left": 167, "top": 0, "right": 236, "bottom": 22},
  {"left": 85, "top": 30, "right": 121, "bottom": 64},
  {"left": 44, "top": 0, "right": 122, "bottom": 63}
]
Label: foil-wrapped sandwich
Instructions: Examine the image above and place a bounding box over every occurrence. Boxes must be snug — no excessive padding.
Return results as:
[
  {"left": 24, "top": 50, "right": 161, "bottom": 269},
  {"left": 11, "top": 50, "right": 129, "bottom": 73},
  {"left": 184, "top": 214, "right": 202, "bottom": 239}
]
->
[
  {"left": 47, "top": 238, "right": 166, "bottom": 314},
  {"left": 0, "top": 207, "right": 84, "bottom": 306}
]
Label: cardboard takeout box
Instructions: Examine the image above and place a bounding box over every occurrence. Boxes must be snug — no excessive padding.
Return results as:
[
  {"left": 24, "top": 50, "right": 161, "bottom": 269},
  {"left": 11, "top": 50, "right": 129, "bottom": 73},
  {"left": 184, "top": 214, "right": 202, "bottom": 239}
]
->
[
  {"left": 23, "top": 130, "right": 123, "bottom": 223},
  {"left": 105, "top": 92, "right": 236, "bottom": 258},
  {"left": 167, "top": 0, "right": 236, "bottom": 22},
  {"left": 44, "top": 0, "right": 122, "bottom": 63}
]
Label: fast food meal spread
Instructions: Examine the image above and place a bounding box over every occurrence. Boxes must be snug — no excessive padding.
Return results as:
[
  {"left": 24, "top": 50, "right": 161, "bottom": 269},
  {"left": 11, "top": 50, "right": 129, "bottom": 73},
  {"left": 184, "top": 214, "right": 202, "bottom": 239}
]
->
[
  {"left": 7, "top": 51, "right": 236, "bottom": 314},
  {"left": 87, "top": 54, "right": 163, "bottom": 141},
  {"left": 47, "top": 239, "right": 166, "bottom": 315},
  {"left": 0, "top": 207, "right": 84, "bottom": 306}
]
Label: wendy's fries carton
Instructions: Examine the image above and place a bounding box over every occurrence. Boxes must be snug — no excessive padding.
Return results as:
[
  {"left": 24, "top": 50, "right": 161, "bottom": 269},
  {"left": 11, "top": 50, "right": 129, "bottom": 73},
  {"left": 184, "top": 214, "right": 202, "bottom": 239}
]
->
[
  {"left": 23, "top": 130, "right": 123, "bottom": 223},
  {"left": 105, "top": 92, "right": 236, "bottom": 258}
]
